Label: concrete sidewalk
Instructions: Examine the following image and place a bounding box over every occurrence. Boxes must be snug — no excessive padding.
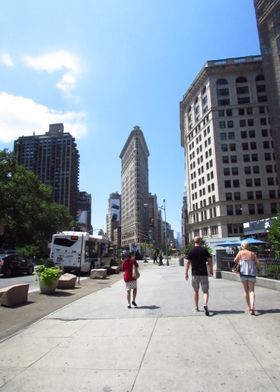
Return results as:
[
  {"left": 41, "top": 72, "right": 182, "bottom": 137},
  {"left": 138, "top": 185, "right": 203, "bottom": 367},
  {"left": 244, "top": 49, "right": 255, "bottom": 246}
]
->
[{"left": 0, "top": 258, "right": 280, "bottom": 391}]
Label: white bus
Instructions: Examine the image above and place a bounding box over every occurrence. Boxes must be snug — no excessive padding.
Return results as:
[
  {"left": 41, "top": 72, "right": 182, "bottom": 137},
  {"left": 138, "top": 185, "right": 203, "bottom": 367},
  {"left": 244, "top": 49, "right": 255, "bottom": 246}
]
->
[{"left": 50, "top": 231, "right": 111, "bottom": 273}]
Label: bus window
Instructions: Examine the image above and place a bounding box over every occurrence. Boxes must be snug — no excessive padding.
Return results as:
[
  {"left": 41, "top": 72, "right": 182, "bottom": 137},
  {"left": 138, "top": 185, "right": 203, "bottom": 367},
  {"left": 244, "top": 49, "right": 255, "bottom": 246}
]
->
[{"left": 54, "top": 238, "right": 77, "bottom": 247}]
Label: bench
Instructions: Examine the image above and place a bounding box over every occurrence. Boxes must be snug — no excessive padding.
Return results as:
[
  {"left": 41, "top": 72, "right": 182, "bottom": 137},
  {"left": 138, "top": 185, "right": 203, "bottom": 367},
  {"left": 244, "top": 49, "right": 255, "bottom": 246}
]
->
[
  {"left": 90, "top": 268, "right": 107, "bottom": 279},
  {"left": 0, "top": 284, "right": 29, "bottom": 307},
  {"left": 57, "top": 273, "right": 77, "bottom": 289}
]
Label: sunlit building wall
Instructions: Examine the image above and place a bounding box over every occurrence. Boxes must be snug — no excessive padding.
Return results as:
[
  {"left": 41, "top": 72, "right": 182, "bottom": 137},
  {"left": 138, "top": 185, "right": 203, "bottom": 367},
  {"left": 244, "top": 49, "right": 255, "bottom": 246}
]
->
[
  {"left": 120, "top": 126, "right": 150, "bottom": 247},
  {"left": 180, "top": 56, "right": 280, "bottom": 243}
]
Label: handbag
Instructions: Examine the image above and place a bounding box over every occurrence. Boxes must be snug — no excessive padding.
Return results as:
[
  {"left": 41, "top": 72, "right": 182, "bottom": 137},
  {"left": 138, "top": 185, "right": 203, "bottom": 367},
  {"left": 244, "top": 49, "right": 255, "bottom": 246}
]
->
[
  {"left": 231, "top": 263, "right": 240, "bottom": 274},
  {"left": 132, "top": 264, "right": 140, "bottom": 279}
]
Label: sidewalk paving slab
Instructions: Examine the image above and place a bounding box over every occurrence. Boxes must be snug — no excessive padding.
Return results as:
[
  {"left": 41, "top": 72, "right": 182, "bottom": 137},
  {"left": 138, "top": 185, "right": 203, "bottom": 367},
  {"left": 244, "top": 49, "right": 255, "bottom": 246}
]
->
[{"left": 0, "top": 258, "right": 280, "bottom": 392}]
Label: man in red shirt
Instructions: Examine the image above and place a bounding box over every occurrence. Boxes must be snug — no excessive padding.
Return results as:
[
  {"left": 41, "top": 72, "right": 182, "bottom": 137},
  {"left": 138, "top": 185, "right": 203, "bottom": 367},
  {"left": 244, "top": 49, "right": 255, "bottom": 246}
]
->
[{"left": 121, "top": 252, "right": 139, "bottom": 308}]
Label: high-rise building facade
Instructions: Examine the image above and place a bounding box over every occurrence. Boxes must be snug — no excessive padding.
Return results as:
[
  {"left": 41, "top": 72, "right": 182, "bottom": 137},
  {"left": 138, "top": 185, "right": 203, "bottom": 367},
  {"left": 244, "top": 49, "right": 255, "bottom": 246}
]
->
[
  {"left": 76, "top": 191, "right": 92, "bottom": 232},
  {"left": 106, "top": 192, "right": 121, "bottom": 243},
  {"left": 120, "top": 126, "right": 150, "bottom": 247},
  {"left": 180, "top": 56, "right": 280, "bottom": 243},
  {"left": 254, "top": 0, "right": 280, "bottom": 183},
  {"left": 14, "top": 123, "right": 79, "bottom": 217},
  {"left": 146, "top": 193, "right": 161, "bottom": 248}
]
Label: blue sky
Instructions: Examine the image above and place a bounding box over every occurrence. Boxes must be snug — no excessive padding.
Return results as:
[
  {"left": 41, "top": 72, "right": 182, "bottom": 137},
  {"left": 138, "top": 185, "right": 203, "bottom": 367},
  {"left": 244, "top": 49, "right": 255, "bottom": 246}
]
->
[{"left": 0, "top": 0, "right": 260, "bottom": 236}]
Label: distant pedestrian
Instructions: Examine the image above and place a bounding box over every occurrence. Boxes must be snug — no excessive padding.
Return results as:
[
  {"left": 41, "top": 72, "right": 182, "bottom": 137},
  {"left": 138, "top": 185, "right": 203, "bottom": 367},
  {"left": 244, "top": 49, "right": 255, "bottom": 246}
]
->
[
  {"left": 153, "top": 251, "right": 158, "bottom": 264},
  {"left": 185, "top": 236, "right": 213, "bottom": 316},
  {"left": 121, "top": 252, "right": 139, "bottom": 308},
  {"left": 179, "top": 254, "right": 185, "bottom": 267},
  {"left": 158, "top": 252, "right": 163, "bottom": 265},
  {"left": 234, "top": 242, "right": 259, "bottom": 315}
]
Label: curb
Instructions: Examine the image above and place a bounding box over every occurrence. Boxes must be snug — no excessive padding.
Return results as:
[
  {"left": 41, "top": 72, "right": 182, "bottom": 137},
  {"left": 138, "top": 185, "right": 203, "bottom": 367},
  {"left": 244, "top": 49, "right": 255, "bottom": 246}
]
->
[{"left": 221, "top": 271, "right": 280, "bottom": 291}]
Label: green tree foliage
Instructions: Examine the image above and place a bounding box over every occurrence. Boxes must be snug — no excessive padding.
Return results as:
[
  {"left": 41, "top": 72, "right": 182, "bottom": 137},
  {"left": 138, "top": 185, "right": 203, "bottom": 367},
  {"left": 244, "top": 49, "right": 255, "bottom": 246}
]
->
[
  {"left": 0, "top": 149, "right": 74, "bottom": 256},
  {"left": 268, "top": 211, "right": 280, "bottom": 258}
]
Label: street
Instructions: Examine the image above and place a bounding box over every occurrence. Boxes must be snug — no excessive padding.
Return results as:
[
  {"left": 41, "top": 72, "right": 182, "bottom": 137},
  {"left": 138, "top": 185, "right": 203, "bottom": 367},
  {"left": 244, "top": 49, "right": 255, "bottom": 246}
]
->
[
  {"left": 0, "top": 274, "right": 37, "bottom": 291},
  {"left": 0, "top": 273, "right": 89, "bottom": 292}
]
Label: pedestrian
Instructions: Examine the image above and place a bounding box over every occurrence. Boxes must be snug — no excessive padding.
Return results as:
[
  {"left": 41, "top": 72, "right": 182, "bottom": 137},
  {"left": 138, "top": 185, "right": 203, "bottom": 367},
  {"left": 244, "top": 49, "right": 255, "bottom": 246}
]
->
[
  {"left": 121, "top": 252, "right": 139, "bottom": 308},
  {"left": 179, "top": 253, "right": 185, "bottom": 267},
  {"left": 185, "top": 236, "right": 213, "bottom": 316},
  {"left": 234, "top": 241, "right": 260, "bottom": 315},
  {"left": 153, "top": 251, "right": 158, "bottom": 264},
  {"left": 158, "top": 252, "right": 163, "bottom": 265}
]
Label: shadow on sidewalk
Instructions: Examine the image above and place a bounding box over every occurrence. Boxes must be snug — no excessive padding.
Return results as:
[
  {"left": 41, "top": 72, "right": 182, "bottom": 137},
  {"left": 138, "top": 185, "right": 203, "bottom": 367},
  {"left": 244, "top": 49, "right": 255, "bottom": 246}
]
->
[
  {"left": 136, "top": 305, "right": 160, "bottom": 310},
  {"left": 43, "top": 291, "right": 74, "bottom": 297},
  {"left": 210, "top": 310, "right": 245, "bottom": 316},
  {"left": 255, "top": 308, "right": 280, "bottom": 315}
]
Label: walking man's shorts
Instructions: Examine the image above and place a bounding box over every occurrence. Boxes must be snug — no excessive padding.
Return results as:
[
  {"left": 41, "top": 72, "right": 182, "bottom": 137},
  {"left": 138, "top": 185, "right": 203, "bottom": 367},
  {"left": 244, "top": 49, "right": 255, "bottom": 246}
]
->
[{"left": 192, "top": 276, "right": 209, "bottom": 293}]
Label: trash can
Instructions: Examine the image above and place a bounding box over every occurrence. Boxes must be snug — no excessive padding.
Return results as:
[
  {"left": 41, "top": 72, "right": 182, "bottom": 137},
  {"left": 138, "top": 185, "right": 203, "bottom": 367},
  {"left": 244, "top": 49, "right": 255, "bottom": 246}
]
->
[{"left": 179, "top": 256, "right": 185, "bottom": 267}]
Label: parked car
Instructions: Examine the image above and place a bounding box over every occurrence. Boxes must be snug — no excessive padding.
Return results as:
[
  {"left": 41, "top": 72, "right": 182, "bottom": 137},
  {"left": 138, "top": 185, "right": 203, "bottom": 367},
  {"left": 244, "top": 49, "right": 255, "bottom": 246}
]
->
[{"left": 0, "top": 254, "right": 34, "bottom": 278}]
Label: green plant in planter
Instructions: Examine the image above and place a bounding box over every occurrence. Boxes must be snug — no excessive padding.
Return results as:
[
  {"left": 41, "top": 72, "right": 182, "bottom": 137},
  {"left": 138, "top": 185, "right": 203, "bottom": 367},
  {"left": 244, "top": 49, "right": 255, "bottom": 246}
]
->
[{"left": 35, "top": 265, "right": 61, "bottom": 286}]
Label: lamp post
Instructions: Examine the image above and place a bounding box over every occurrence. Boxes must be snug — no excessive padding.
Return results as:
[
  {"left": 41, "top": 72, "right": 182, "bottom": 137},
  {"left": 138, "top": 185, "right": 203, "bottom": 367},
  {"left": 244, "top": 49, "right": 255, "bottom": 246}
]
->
[{"left": 159, "top": 199, "right": 169, "bottom": 266}]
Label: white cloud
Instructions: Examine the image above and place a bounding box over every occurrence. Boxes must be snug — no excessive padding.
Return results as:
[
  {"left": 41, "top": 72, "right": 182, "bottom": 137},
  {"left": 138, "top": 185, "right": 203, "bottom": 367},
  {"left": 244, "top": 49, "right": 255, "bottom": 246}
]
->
[
  {"left": 0, "top": 92, "right": 87, "bottom": 143},
  {"left": 0, "top": 53, "right": 14, "bottom": 67},
  {"left": 22, "top": 50, "right": 83, "bottom": 95}
]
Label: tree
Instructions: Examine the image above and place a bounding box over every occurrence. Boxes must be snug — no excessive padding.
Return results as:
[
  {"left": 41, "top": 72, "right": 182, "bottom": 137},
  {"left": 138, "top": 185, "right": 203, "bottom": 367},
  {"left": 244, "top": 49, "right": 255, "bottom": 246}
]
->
[
  {"left": 0, "top": 149, "right": 74, "bottom": 256},
  {"left": 268, "top": 211, "right": 280, "bottom": 257}
]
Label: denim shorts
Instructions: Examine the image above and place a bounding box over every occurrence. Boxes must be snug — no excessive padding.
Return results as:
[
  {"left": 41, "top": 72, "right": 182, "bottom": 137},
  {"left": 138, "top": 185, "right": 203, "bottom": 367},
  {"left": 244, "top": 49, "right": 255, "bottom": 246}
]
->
[
  {"left": 192, "top": 275, "right": 209, "bottom": 293},
  {"left": 240, "top": 275, "right": 256, "bottom": 283}
]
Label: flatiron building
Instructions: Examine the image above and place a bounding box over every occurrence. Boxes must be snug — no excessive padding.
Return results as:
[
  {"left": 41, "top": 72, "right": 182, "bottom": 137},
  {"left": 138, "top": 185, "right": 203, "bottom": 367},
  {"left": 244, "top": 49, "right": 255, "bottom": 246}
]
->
[{"left": 120, "top": 126, "right": 150, "bottom": 247}]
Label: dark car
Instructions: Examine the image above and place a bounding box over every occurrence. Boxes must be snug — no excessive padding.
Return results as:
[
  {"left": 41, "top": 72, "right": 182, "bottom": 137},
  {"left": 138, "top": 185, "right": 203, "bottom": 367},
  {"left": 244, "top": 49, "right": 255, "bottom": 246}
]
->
[{"left": 0, "top": 254, "right": 34, "bottom": 278}]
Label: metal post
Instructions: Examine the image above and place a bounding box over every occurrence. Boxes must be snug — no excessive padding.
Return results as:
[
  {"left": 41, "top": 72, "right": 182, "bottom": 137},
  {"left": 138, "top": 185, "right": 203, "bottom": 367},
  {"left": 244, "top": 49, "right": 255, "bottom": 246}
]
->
[{"left": 163, "top": 199, "right": 169, "bottom": 266}]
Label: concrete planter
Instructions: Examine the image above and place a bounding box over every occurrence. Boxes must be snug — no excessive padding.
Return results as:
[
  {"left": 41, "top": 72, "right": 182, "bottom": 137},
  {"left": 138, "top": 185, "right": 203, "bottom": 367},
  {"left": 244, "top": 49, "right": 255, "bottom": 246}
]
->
[{"left": 39, "top": 277, "right": 59, "bottom": 294}]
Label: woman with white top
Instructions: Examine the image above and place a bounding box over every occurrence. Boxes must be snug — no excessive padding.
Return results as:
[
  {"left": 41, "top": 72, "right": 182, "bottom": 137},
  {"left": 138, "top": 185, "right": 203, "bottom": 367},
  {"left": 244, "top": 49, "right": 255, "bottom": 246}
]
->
[{"left": 234, "top": 241, "right": 260, "bottom": 315}]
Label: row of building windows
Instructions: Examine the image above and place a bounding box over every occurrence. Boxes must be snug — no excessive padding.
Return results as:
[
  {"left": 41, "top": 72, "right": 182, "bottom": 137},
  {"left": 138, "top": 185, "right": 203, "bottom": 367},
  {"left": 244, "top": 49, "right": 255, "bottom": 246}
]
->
[
  {"left": 221, "top": 144, "right": 275, "bottom": 158},
  {"left": 225, "top": 190, "right": 279, "bottom": 200},
  {"left": 192, "top": 207, "right": 217, "bottom": 223},
  {"left": 219, "top": 131, "right": 272, "bottom": 143},
  {"left": 218, "top": 106, "right": 268, "bottom": 118},
  {"left": 223, "top": 165, "right": 275, "bottom": 175},
  {"left": 217, "top": 96, "right": 267, "bottom": 106},
  {"left": 190, "top": 202, "right": 277, "bottom": 227},
  {"left": 217, "top": 85, "right": 266, "bottom": 97},
  {"left": 216, "top": 75, "right": 265, "bottom": 85},
  {"left": 224, "top": 177, "right": 278, "bottom": 187},
  {"left": 226, "top": 203, "right": 277, "bottom": 215},
  {"left": 220, "top": 142, "right": 273, "bottom": 152},
  {"left": 218, "top": 117, "right": 268, "bottom": 129},
  {"left": 192, "top": 187, "right": 279, "bottom": 207},
  {"left": 193, "top": 226, "right": 219, "bottom": 237}
]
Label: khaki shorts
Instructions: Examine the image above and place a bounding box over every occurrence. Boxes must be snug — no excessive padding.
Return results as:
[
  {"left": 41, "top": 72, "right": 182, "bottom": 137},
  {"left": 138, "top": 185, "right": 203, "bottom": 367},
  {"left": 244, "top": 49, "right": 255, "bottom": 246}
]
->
[{"left": 192, "top": 275, "right": 209, "bottom": 293}]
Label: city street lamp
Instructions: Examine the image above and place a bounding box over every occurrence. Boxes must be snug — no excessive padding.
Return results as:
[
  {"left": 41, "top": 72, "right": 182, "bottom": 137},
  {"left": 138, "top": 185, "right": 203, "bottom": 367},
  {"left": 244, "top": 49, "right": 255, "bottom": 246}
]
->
[{"left": 159, "top": 199, "right": 169, "bottom": 266}]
